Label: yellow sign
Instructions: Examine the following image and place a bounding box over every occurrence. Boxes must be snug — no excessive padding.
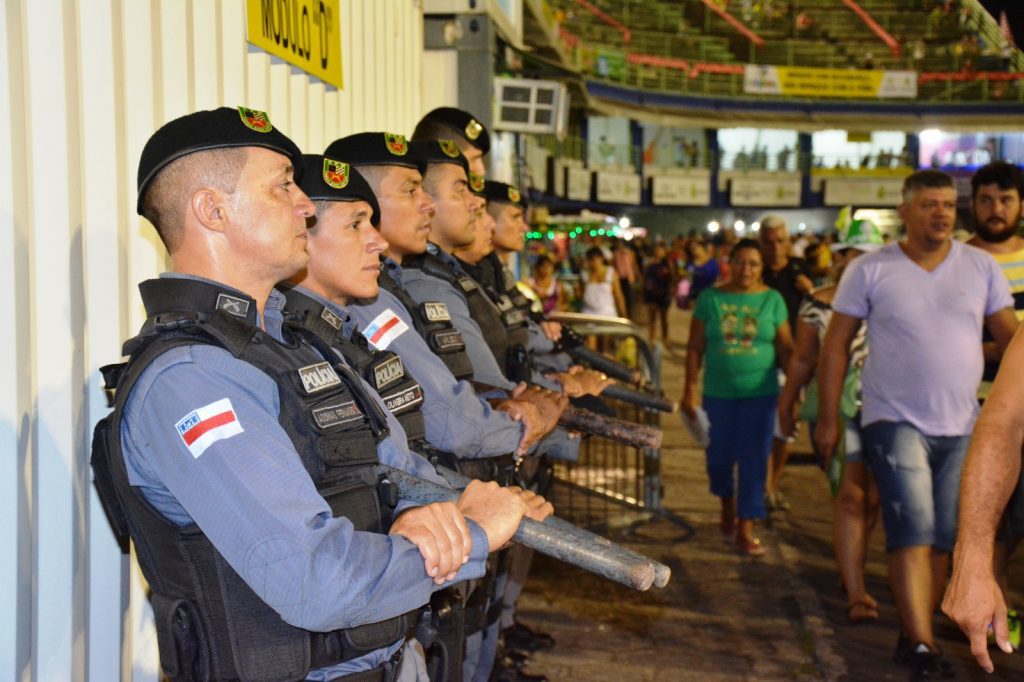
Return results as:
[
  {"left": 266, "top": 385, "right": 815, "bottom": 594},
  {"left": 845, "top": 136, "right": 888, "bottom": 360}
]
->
[
  {"left": 246, "top": 0, "right": 343, "bottom": 89},
  {"left": 744, "top": 65, "right": 917, "bottom": 99}
]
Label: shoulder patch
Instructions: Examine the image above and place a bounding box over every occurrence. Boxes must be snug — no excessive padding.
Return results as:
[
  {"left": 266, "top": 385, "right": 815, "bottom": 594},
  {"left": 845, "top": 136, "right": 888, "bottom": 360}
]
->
[
  {"left": 216, "top": 293, "right": 250, "bottom": 317},
  {"left": 175, "top": 398, "right": 244, "bottom": 458},
  {"left": 363, "top": 308, "right": 409, "bottom": 350},
  {"left": 320, "top": 306, "right": 344, "bottom": 330}
]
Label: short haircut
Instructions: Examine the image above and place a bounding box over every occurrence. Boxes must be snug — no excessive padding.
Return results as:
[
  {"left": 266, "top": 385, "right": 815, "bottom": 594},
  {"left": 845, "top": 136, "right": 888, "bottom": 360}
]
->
[
  {"left": 971, "top": 161, "right": 1024, "bottom": 199},
  {"left": 421, "top": 164, "right": 448, "bottom": 199},
  {"left": 351, "top": 164, "right": 389, "bottom": 197},
  {"left": 902, "top": 169, "right": 954, "bottom": 203},
  {"left": 730, "top": 238, "right": 763, "bottom": 261},
  {"left": 758, "top": 214, "right": 788, "bottom": 236},
  {"left": 140, "top": 148, "right": 248, "bottom": 252}
]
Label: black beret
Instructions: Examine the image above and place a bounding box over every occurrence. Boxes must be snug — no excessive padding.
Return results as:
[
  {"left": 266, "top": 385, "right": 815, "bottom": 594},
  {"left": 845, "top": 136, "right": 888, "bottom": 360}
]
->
[
  {"left": 136, "top": 106, "right": 302, "bottom": 214},
  {"left": 414, "top": 107, "right": 491, "bottom": 155},
  {"left": 299, "top": 154, "right": 381, "bottom": 227},
  {"left": 482, "top": 180, "right": 528, "bottom": 209},
  {"left": 324, "top": 132, "right": 421, "bottom": 172},
  {"left": 411, "top": 140, "right": 469, "bottom": 177}
]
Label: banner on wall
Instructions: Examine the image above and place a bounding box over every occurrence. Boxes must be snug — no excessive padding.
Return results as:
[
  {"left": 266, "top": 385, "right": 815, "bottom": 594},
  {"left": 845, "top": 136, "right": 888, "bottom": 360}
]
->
[
  {"left": 596, "top": 171, "right": 641, "bottom": 204},
  {"left": 824, "top": 177, "right": 905, "bottom": 206},
  {"left": 743, "top": 64, "right": 917, "bottom": 99},
  {"left": 565, "top": 166, "right": 592, "bottom": 201},
  {"left": 730, "top": 177, "right": 801, "bottom": 207},
  {"left": 246, "top": 0, "right": 344, "bottom": 88},
  {"left": 650, "top": 173, "right": 710, "bottom": 206}
]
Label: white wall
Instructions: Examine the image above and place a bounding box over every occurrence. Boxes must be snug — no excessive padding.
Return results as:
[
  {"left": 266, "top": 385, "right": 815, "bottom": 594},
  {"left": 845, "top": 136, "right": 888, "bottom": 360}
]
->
[{"left": 0, "top": 1, "right": 429, "bottom": 679}]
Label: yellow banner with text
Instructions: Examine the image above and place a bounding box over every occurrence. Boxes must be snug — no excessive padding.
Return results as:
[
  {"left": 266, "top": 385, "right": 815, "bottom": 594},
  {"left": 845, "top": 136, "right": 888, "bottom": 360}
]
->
[
  {"left": 744, "top": 65, "right": 916, "bottom": 99},
  {"left": 246, "top": 0, "right": 343, "bottom": 89}
]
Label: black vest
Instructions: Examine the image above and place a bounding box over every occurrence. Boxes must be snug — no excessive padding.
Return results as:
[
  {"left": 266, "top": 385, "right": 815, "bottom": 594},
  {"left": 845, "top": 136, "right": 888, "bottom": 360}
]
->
[
  {"left": 281, "top": 287, "right": 427, "bottom": 443},
  {"left": 376, "top": 259, "right": 475, "bottom": 382},
  {"left": 404, "top": 245, "right": 526, "bottom": 382},
  {"left": 90, "top": 278, "right": 415, "bottom": 681}
]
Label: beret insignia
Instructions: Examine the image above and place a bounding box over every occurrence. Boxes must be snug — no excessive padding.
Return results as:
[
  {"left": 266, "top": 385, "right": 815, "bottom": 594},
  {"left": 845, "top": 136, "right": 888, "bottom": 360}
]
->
[
  {"left": 323, "top": 158, "right": 350, "bottom": 189},
  {"left": 508, "top": 187, "right": 521, "bottom": 203},
  {"left": 465, "top": 119, "right": 483, "bottom": 141},
  {"left": 469, "top": 173, "right": 485, "bottom": 193},
  {"left": 238, "top": 106, "right": 273, "bottom": 133},
  {"left": 385, "top": 133, "right": 408, "bottom": 156},
  {"left": 439, "top": 139, "right": 460, "bottom": 158}
]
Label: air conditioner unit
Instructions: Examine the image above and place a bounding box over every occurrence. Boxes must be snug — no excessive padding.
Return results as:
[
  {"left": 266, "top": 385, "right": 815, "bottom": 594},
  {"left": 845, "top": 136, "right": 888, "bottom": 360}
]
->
[{"left": 493, "top": 77, "right": 569, "bottom": 136}]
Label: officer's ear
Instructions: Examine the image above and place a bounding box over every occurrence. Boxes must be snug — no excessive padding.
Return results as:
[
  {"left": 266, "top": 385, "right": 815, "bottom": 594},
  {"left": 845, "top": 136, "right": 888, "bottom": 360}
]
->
[{"left": 190, "top": 187, "right": 229, "bottom": 234}]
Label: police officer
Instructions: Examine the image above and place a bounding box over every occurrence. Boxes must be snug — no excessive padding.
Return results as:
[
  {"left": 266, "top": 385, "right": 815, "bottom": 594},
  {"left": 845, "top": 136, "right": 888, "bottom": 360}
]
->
[{"left": 91, "top": 107, "right": 549, "bottom": 681}]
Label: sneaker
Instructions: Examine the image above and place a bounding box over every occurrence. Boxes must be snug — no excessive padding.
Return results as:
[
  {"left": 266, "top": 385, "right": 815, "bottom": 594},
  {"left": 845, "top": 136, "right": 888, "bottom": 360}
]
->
[{"left": 905, "top": 642, "right": 954, "bottom": 680}]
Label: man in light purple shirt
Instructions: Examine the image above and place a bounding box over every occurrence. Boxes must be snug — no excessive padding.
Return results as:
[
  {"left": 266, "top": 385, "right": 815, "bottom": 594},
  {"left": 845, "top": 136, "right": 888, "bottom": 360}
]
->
[{"left": 815, "top": 170, "right": 1018, "bottom": 677}]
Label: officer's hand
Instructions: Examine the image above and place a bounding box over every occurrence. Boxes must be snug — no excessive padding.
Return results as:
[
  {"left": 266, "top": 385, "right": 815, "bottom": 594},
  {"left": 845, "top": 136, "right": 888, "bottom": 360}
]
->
[
  {"left": 509, "top": 486, "right": 554, "bottom": 522},
  {"left": 497, "top": 399, "right": 547, "bottom": 456},
  {"left": 551, "top": 372, "right": 584, "bottom": 397},
  {"left": 517, "top": 386, "right": 568, "bottom": 432},
  {"left": 389, "top": 501, "right": 472, "bottom": 585},
  {"left": 943, "top": 551, "right": 1013, "bottom": 672},
  {"left": 456, "top": 480, "right": 529, "bottom": 552},
  {"left": 566, "top": 366, "right": 614, "bottom": 396},
  {"left": 539, "top": 320, "right": 562, "bottom": 342}
]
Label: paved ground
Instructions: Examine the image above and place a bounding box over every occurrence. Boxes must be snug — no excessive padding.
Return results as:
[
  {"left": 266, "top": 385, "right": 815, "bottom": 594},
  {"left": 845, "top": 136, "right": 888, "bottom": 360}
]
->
[{"left": 515, "top": 306, "right": 1024, "bottom": 681}]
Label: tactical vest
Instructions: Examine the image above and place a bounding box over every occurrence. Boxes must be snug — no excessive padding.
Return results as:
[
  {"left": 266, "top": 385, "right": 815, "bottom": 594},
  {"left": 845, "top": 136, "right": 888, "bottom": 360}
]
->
[
  {"left": 472, "top": 255, "right": 531, "bottom": 359},
  {"left": 404, "top": 246, "right": 523, "bottom": 382},
  {"left": 376, "top": 260, "right": 475, "bottom": 382},
  {"left": 281, "top": 287, "right": 426, "bottom": 443},
  {"left": 90, "top": 278, "right": 415, "bottom": 682}
]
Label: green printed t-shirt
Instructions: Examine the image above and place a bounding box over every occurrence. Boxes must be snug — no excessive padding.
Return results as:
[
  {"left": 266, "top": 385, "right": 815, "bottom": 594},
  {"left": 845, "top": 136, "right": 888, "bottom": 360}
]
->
[{"left": 694, "top": 287, "right": 787, "bottom": 399}]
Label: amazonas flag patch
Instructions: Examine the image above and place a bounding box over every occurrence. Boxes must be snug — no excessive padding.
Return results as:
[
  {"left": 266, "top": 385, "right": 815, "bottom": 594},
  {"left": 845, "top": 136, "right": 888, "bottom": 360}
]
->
[
  {"left": 175, "top": 398, "right": 244, "bottom": 459},
  {"left": 363, "top": 308, "right": 409, "bottom": 350}
]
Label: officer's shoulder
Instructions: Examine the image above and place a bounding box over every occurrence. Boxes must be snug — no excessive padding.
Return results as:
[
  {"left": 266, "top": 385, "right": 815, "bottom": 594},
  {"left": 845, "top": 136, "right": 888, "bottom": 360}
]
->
[{"left": 124, "top": 344, "right": 261, "bottom": 412}]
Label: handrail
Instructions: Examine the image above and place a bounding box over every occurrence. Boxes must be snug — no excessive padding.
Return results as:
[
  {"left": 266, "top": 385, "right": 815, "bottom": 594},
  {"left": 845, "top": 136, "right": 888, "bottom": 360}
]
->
[
  {"left": 574, "top": 0, "right": 631, "bottom": 45},
  {"left": 699, "top": 0, "right": 766, "bottom": 48},
  {"left": 841, "top": 0, "right": 900, "bottom": 56}
]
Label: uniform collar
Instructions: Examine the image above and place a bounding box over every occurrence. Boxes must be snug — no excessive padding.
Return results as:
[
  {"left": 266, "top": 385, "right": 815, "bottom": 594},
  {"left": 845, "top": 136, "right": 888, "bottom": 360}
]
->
[{"left": 279, "top": 284, "right": 359, "bottom": 338}]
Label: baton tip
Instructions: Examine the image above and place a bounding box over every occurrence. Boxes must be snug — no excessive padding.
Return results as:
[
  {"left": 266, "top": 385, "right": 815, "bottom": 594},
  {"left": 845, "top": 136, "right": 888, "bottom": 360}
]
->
[
  {"left": 653, "top": 565, "right": 671, "bottom": 588},
  {"left": 630, "top": 565, "right": 657, "bottom": 591}
]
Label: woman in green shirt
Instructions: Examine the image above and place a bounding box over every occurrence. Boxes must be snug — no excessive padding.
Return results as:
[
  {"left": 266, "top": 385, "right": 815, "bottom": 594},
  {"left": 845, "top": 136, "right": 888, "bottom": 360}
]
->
[{"left": 683, "top": 239, "right": 793, "bottom": 556}]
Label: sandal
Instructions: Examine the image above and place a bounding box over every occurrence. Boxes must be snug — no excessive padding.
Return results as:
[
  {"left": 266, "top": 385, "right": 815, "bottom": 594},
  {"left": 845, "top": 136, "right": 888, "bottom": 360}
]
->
[
  {"left": 736, "top": 536, "right": 766, "bottom": 556},
  {"left": 846, "top": 599, "right": 879, "bottom": 624}
]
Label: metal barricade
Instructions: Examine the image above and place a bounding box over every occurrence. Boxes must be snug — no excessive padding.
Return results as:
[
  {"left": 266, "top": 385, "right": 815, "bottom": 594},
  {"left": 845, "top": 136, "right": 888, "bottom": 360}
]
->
[{"left": 546, "top": 313, "right": 664, "bottom": 532}]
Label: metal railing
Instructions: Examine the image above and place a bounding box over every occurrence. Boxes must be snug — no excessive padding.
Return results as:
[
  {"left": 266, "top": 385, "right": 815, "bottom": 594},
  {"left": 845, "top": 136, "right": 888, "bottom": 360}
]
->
[{"left": 545, "top": 312, "right": 665, "bottom": 531}]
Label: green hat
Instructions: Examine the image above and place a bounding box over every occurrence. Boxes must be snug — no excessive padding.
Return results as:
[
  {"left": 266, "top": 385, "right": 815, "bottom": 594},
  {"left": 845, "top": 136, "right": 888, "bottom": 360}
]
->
[
  {"left": 831, "top": 219, "right": 884, "bottom": 252},
  {"left": 136, "top": 106, "right": 302, "bottom": 214},
  {"left": 298, "top": 154, "right": 380, "bottom": 227}
]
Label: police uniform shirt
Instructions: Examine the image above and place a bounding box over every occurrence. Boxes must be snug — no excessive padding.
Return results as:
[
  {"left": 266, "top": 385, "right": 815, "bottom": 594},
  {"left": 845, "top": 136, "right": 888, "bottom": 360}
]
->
[
  {"left": 327, "top": 279, "right": 531, "bottom": 460},
  {"left": 402, "top": 245, "right": 517, "bottom": 391},
  {"left": 120, "top": 274, "right": 489, "bottom": 678}
]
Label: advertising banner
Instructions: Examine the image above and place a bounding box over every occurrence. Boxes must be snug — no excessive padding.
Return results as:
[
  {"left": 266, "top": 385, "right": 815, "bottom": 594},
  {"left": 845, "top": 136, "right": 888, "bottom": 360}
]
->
[{"left": 743, "top": 64, "right": 916, "bottom": 99}]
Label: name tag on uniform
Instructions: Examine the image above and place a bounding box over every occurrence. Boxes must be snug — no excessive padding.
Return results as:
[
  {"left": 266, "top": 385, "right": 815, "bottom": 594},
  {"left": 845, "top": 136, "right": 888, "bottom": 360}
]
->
[
  {"left": 432, "top": 330, "right": 465, "bottom": 352},
  {"left": 422, "top": 301, "right": 451, "bottom": 322},
  {"left": 457, "top": 276, "right": 477, "bottom": 293},
  {"left": 312, "top": 400, "right": 363, "bottom": 429},
  {"left": 383, "top": 385, "right": 424, "bottom": 413},
  {"left": 298, "top": 362, "right": 342, "bottom": 394},
  {"left": 505, "top": 309, "right": 528, "bottom": 326},
  {"left": 373, "top": 356, "right": 406, "bottom": 391}
]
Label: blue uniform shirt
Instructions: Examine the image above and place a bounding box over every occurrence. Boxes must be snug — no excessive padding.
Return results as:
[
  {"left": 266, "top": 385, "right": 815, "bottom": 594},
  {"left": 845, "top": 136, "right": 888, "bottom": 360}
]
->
[
  {"left": 345, "top": 264, "right": 526, "bottom": 459},
  {"left": 120, "top": 275, "right": 488, "bottom": 679}
]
